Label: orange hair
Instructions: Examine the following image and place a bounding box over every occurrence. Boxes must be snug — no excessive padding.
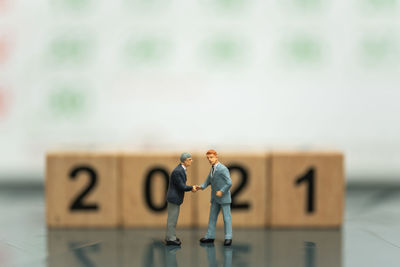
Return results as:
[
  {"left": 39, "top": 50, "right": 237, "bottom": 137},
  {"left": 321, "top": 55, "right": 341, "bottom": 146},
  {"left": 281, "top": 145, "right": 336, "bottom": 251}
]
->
[{"left": 206, "top": 149, "right": 217, "bottom": 156}]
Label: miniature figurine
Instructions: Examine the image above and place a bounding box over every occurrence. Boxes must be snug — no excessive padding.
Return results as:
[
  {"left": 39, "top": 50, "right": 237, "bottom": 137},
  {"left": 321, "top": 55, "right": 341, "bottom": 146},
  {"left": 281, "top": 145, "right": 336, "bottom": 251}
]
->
[
  {"left": 196, "top": 149, "right": 233, "bottom": 246},
  {"left": 165, "top": 152, "right": 197, "bottom": 246}
]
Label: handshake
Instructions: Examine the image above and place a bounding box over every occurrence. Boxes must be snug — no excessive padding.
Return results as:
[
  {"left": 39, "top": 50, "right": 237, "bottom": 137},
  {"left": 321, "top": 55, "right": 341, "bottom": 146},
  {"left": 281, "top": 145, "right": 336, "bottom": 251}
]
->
[{"left": 191, "top": 185, "right": 202, "bottom": 192}]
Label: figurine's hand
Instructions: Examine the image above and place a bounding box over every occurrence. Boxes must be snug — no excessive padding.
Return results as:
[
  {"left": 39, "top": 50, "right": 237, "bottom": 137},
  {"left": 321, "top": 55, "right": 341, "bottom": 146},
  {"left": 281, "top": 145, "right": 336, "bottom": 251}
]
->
[
  {"left": 191, "top": 186, "right": 198, "bottom": 192},
  {"left": 197, "top": 185, "right": 203, "bottom": 191},
  {"left": 216, "top": 191, "right": 223, "bottom": 197}
]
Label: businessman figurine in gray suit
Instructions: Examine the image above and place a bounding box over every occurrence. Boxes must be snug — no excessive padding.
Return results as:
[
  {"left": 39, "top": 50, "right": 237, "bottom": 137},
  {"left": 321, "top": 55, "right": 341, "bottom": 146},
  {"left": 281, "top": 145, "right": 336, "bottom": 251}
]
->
[
  {"left": 165, "top": 152, "right": 197, "bottom": 246},
  {"left": 197, "top": 149, "right": 233, "bottom": 246}
]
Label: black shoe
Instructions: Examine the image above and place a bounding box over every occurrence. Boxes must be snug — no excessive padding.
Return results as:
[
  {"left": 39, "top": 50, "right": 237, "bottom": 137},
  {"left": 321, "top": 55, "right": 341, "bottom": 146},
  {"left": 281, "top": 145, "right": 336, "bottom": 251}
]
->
[
  {"left": 224, "top": 239, "right": 232, "bottom": 246},
  {"left": 165, "top": 239, "right": 181, "bottom": 246},
  {"left": 176, "top": 237, "right": 181, "bottom": 242},
  {"left": 200, "top": 238, "right": 214, "bottom": 243}
]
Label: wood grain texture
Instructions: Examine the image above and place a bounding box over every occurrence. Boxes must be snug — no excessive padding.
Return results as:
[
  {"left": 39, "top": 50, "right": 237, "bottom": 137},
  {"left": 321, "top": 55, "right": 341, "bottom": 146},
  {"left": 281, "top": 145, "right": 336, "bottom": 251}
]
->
[
  {"left": 46, "top": 152, "right": 120, "bottom": 227},
  {"left": 270, "top": 151, "right": 344, "bottom": 227}
]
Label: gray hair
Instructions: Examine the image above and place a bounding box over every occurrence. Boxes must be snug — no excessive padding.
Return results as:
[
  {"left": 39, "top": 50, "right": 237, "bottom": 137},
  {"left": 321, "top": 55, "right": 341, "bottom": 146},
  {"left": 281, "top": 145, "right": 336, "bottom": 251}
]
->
[{"left": 180, "top": 152, "right": 192, "bottom": 163}]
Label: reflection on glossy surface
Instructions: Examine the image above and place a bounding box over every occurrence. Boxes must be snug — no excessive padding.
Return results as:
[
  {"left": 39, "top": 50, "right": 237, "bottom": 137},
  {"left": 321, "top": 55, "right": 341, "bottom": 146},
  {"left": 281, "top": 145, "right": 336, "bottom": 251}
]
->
[
  {"left": 69, "top": 242, "right": 101, "bottom": 267},
  {"left": 47, "top": 229, "right": 118, "bottom": 267},
  {"left": 164, "top": 245, "right": 180, "bottom": 267},
  {"left": 201, "top": 243, "right": 233, "bottom": 267},
  {"left": 305, "top": 241, "right": 316, "bottom": 267},
  {"left": 7, "top": 185, "right": 400, "bottom": 266},
  {"left": 47, "top": 228, "right": 341, "bottom": 267}
]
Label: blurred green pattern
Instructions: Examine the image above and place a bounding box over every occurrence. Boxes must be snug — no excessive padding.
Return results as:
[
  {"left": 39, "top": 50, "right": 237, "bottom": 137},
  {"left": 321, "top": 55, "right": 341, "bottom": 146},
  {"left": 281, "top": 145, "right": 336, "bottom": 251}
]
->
[
  {"left": 49, "top": 37, "right": 92, "bottom": 66},
  {"left": 366, "top": 0, "right": 397, "bottom": 9},
  {"left": 285, "top": 35, "right": 322, "bottom": 64},
  {"left": 124, "top": 0, "right": 171, "bottom": 12},
  {"left": 123, "top": 37, "right": 170, "bottom": 66},
  {"left": 361, "top": 37, "right": 398, "bottom": 67},
  {"left": 214, "top": 0, "right": 247, "bottom": 10},
  {"left": 204, "top": 37, "right": 244, "bottom": 66},
  {"left": 280, "top": 0, "right": 324, "bottom": 11},
  {"left": 49, "top": 86, "right": 86, "bottom": 117},
  {"left": 294, "top": 0, "right": 322, "bottom": 9},
  {"left": 52, "top": 0, "right": 91, "bottom": 11}
]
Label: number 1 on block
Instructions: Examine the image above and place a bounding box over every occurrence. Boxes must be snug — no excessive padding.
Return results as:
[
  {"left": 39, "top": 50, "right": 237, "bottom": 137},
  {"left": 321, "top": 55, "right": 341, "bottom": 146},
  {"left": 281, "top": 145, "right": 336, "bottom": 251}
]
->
[
  {"left": 270, "top": 152, "right": 344, "bottom": 227},
  {"left": 295, "top": 167, "right": 315, "bottom": 214}
]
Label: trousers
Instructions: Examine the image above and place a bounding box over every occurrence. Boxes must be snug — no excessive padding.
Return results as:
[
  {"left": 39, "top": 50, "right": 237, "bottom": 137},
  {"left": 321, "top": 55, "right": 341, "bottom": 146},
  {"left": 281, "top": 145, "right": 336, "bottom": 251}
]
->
[
  {"left": 205, "top": 202, "right": 232, "bottom": 239},
  {"left": 165, "top": 202, "right": 180, "bottom": 241}
]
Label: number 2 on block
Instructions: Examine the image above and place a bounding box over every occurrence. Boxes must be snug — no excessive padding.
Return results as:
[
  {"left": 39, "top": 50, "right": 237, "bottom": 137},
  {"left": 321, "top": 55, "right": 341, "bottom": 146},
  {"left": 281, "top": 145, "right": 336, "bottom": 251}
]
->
[{"left": 69, "top": 166, "right": 99, "bottom": 211}]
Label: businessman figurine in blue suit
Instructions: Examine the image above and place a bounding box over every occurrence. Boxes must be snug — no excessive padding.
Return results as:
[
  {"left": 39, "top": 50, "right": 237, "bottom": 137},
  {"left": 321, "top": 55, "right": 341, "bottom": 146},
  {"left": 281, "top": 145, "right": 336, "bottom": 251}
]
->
[
  {"left": 197, "top": 149, "right": 233, "bottom": 246},
  {"left": 165, "top": 152, "right": 197, "bottom": 246}
]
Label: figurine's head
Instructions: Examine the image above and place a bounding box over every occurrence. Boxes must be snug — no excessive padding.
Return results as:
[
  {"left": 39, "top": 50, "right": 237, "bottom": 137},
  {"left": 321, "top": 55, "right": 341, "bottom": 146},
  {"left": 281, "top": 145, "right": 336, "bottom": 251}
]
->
[
  {"left": 180, "top": 152, "right": 192, "bottom": 167},
  {"left": 206, "top": 149, "right": 219, "bottom": 166}
]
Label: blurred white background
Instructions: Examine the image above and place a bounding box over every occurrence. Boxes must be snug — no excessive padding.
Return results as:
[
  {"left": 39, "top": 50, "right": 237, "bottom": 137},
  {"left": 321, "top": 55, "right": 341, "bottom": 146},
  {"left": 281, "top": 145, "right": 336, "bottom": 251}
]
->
[{"left": 0, "top": 0, "right": 399, "bottom": 182}]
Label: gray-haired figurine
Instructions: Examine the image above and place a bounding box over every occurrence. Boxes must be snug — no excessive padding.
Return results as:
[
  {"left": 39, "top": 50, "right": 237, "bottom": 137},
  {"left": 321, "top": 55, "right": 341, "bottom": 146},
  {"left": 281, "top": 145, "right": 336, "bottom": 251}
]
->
[{"left": 165, "top": 152, "right": 198, "bottom": 246}]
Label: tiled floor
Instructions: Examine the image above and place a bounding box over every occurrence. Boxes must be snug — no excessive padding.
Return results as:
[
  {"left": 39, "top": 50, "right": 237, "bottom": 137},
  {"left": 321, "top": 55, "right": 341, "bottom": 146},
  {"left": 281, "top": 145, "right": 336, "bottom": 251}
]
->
[{"left": 1, "top": 183, "right": 400, "bottom": 267}]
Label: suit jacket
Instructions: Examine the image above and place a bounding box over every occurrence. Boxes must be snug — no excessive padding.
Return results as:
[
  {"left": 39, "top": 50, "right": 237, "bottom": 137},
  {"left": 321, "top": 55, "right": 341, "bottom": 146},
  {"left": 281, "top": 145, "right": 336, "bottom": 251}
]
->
[
  {"left": 201, "top": 163, "right": 232, "bottom": 204},
  {"left": 166, "top": 164, "right": 193, "bottom": 205}
]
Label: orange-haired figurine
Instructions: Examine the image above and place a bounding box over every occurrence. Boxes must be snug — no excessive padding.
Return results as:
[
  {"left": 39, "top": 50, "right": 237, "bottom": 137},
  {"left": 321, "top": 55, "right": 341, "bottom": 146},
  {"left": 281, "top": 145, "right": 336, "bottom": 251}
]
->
[{"left": 197, "top": 150, "right": 233, "bottom": 246}]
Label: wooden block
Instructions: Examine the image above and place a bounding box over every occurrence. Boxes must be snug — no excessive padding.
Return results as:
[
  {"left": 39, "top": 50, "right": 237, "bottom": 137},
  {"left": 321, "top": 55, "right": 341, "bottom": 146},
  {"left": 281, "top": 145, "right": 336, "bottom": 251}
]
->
[
  {"left": 121, "top": 153, "right": 196, "bottom": 227},
  {"left": 47, "top": 229, "right": 119, "bottom": 266},
  {"left": 270, "top": 151, "right": 344, "bottom": 227},
  {"left": 194, "top": 153, "right": 269, "bottom": 228},
  {"left": 46, "top": 152, "right": 120, "bottom": 227}
]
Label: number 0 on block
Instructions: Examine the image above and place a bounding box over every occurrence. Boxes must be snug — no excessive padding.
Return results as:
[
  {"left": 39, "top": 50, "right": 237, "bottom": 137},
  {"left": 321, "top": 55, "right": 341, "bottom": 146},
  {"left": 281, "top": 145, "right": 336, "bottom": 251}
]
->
[{"left": 121, "top": 153, "right": 196, "bottom": 227}]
